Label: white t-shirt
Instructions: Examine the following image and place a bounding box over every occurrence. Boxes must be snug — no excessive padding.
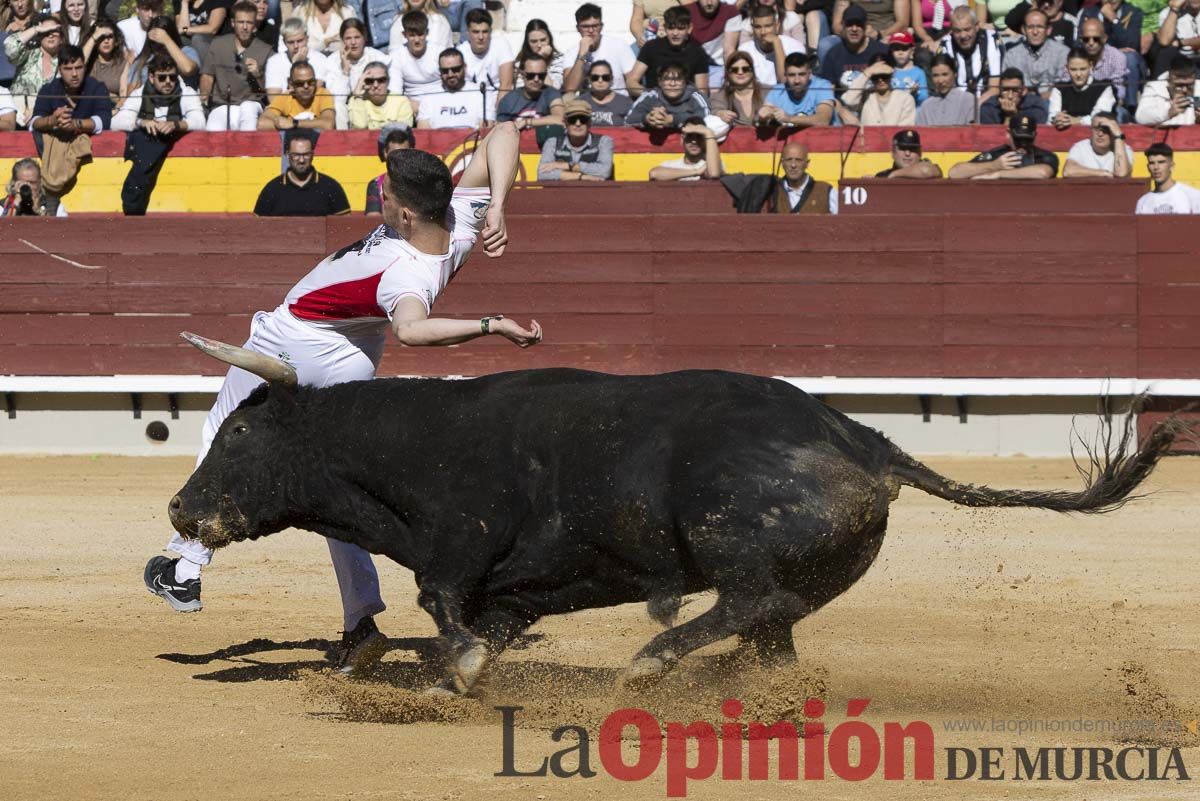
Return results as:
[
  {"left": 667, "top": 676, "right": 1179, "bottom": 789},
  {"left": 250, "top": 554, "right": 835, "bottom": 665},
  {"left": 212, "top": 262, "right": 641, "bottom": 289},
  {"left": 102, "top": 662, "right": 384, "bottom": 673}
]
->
[
  {"left": 456, "top": 36, "right": 515, "bottom": 91},
  {"left": 265, "top": 50, "right": 332, "bottom": 93},
  {"left": 285, "top": 186, "right": 490, "bottom": 337},
  {"left": 388, "top": 13, "right": 452, "bottom": 56},
  {"left": 563, "top": 35, "right": 637, "bottom": 94},
  {"left": 658, "top": 157, "right": 709, "bottom": 181},
  {"left": 119, "top": 17, "right": 146, "bottom": 56},
  {"left": 416, "top": 89, "right": 487, "bottom": 128},
  {"left": 724, "top": 11, "right": 802, "bottom": 35},
  {"left": 1159, "top": 7, "right": 1200, "bottom": 57},
  {"left": 0, "top": 85, "right": 16, "bottom": 117},
  {"left": 1065, "top": 138, "right": 1134, "bottom": 175},
  {"left": 390, "top": 45, "right": 442, "bottom": 97},
  {"left": 745, "top": 35, "right": 805, "bottom": 86},
  {"left": 1135, "top": 182, "right": 1200, "bottom": 215}
]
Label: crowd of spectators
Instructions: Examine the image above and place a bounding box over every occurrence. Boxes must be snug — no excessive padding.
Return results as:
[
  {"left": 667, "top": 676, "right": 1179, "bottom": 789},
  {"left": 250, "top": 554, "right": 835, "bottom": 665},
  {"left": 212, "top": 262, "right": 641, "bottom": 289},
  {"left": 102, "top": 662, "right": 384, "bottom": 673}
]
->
[{"left": 1, "top": 0, "right": 1199, "bottom": 215}]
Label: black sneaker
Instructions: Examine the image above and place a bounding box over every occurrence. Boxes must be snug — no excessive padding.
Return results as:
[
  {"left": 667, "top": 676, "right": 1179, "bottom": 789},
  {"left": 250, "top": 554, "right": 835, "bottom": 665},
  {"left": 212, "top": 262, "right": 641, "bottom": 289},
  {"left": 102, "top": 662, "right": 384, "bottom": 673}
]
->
[
  {"left": 336, "top": 616, "right": 388, "bottom": 675},
  {"left": 143, "top": 555, "right": 202, "bottom": 612}
]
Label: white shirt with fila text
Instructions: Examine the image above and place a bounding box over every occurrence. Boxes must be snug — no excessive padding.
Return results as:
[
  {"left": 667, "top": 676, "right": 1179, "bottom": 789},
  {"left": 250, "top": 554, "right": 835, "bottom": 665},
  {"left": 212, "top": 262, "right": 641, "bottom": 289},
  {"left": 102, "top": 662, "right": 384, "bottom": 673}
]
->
[
  {"left": 283, "top": 186, "right": 491, "bottom": 338},
  {"left": 417, "top": 89, "right": 490, "bottom": 128}
]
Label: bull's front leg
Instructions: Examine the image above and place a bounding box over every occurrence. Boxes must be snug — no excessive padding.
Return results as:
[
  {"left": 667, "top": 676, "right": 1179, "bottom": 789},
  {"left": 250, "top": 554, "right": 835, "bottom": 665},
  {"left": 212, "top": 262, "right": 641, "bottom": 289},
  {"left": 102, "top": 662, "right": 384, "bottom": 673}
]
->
[{"left": 417, "top": 586, "right": 488, "bottom": 694}]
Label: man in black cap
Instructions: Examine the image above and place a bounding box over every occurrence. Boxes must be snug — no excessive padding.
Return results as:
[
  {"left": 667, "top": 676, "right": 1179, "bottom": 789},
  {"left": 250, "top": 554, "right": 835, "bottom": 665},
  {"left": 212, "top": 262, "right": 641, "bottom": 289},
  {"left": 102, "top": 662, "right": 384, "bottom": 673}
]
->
[
  {"left": 819, "top": 5, "right": 887, "bottom": 91},
  {"left": 875, "top": 130, "right": 943, "bottom": 179},
  {"left": 947, "top": 112, "right": 1058, "bottom": 179}
]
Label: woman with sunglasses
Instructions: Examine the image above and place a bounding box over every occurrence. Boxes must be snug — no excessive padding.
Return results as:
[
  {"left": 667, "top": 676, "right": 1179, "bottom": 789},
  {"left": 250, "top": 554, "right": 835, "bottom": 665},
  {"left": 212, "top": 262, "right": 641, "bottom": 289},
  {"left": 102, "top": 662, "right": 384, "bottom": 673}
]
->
[
  {"left": 575, "top": 58, "right": 632, "bottom": 125},
  {"left": 515, "top": 18, "right": 564, "bottom": 89},
  {"left": 709, "top": 51, "right": 765, "bottom": 126},
  {"left": 122, "top": 16, "right": 198, "bottom": 97},
  {"left": 4, "top": 14, "right": 63, "bottom": 123},
  {"left": 838, "top": 52, "right": 915, "bottom": 125},
  {"left": 84, "top": 18, "right": 128, "bottom": 101}
]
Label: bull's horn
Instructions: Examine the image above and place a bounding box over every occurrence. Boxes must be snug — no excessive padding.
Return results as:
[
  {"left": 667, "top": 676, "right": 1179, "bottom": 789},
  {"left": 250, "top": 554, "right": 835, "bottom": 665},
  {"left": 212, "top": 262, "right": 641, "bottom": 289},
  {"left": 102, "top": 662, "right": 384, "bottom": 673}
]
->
[{"left": 180, "top": 331, "right": 298, "bottom": 388}]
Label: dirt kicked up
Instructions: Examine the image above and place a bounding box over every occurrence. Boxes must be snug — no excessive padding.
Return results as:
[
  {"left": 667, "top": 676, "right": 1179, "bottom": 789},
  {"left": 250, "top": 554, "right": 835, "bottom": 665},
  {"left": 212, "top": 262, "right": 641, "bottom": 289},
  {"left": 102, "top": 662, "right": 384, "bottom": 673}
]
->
[{"left": 1, "top": 455, "right": 1197, "bottom": 800}]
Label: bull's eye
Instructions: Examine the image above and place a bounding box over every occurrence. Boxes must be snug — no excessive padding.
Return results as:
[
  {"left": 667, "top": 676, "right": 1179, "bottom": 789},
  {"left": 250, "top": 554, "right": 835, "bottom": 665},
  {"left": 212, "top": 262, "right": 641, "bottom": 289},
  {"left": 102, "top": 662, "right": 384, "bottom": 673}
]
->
[{"left": 232, "top": 424, "right": 248, "bottom": 436}]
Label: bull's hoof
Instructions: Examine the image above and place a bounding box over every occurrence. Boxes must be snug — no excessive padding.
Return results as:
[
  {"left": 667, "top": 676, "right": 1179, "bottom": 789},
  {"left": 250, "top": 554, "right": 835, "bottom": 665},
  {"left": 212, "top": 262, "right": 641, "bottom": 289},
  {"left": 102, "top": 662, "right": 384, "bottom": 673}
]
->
[
  {"left": 450, "top": 643, "right": 489, "bottom": 694},
  {"left": 423, "top": 683, "right": 458, "bottom": 698},
  {"left": 622, "top": 652, "right": 677, "bottom": 690}
]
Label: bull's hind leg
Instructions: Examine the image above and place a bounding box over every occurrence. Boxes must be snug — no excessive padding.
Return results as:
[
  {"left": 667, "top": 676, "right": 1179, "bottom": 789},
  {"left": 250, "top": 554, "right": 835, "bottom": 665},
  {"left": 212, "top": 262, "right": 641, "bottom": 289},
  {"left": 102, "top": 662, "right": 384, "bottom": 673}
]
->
[
  {"left": 625, "top": 590, "right": 805, "bottom": 688},
  {"left": 736, "top": 617, "right": 800, "bottom": 665}
]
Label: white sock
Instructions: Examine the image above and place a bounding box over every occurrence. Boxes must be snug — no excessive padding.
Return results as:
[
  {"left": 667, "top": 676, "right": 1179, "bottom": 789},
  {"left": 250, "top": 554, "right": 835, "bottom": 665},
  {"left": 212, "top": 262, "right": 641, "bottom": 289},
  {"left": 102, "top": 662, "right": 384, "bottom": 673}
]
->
[{"left": 174, "top": 558, "right": 202, "bottom": 583}]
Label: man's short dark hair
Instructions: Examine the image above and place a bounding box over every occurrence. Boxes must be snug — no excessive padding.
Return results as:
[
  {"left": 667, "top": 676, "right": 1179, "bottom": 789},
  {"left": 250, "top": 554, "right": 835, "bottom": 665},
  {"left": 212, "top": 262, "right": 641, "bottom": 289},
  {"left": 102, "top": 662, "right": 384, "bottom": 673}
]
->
[
  {"left": 663, "top": 6, "right": 690, "bottom": 27},
  {"left": 377, "top": 124, "right": 416, "bottom": 160},
  {"left": 230, "top": 0, "right": 257, "bottom": 17},
  {"left": 1145, "top": 142, "right": 1174, "bottom": 160},
  {"left": 146, "top": 53, "right": 178, "bottom": 73},
  {"left": 1168, "top": 55, "right": 1196, "bottom": 80},
  {"left": 464, "top": 8, "right": 492, "bottom": 27},
  {"left": 438, "top": 47, "right": 463, "bottom": 63},
  {"left": 135, "top": 0, "right": 164, "bottom": 9},
  {"left": 1000, "top": 66, "right": 1025, "bottom": 83},
  {"left": 289, "top": 59, "right": 313, "bottom": 78},
  {"left": 340, "top": 18, "right": 366, "bottom": 37},
  {"left": 575, "top": 3, "right": 602, "bottom": 23},
  {"left": 750, "top": 3, "right": 778, "bottom": 20},
  {"left": 284, "top": 129, "right": 317, "bottom": 150},
  {"left": 521, "top": 53, "right": 548, "bottom": 69},
  {"left": 657, "top": 60, "right": 686, "bottom": 79},
  {"left": 401, "top": 10, "right": 428, "bottom": 34},
  {"left": 1093, "top": 110, "right": 1116, "bottom": 123},
  {"left": 591, "top": 58, "right": 612, "bottom": 73},
  {"left": 1066, "top": 46, "right": 1089, "bottom": 62},
  {"left": 386, "top": 149, "right": 453, "bottom": 222},
  {"left": 929, "top": 53, "right": 956, "bottom": 71},
  {"left": 58, "top": 44, "right": 85, "bottom": 65},
  {"left": 783, "top": 52, "right": 812, "bottom": 71}
]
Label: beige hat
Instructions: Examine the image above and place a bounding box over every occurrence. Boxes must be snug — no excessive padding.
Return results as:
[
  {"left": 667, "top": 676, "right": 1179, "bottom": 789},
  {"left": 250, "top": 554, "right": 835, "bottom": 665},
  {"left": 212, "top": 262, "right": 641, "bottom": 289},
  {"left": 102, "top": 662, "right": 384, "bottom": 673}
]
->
[{"left": 563, "top": 98, "right": 592, "bottom": 120}]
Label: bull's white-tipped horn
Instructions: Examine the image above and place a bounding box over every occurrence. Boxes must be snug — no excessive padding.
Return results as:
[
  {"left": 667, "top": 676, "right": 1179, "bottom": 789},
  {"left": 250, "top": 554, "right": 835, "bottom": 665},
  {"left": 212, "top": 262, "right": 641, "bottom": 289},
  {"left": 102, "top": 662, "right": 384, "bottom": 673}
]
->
[{"left": 180, "top": 331, "right": 298, "bottom": 388}]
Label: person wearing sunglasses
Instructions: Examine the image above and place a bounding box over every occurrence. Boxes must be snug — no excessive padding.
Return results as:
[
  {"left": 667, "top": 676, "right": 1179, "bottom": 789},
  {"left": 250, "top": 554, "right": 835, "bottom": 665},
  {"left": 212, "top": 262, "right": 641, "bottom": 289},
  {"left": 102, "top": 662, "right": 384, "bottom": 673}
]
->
[
  {"left": 83, "top": 19, "right": 127, "bottom": 103},
  {"left": 416, "top": 47, "right": 485, "bottom": 128},
  {"left": 113, "top": 54, "right": 205, "bottom": 214},
  {"left": 496, "top": 53, "right": 564, "bottom": 129},
  {"left": 575, "top": 58, "right": 632, "bottom": 125},
  {"left": 1062, "top": 111, "right": 1132, "bottom": 178},
  {"left": 258, "top": 59, "right": 335, "bottom": 130},
  {"left": 1135, "top": 54, "right": 1200, "bottom": 126},
  {"left": 626, "top": 61, "right": 712, "bottom": 129},
  {"left": 979, "top": 66, "right": 1049, "bottom": 125},
  {"left": 349, "top": 61, "right": 415, "bottom": 129},
  {"left": 536, "top": 98, "right": 613, "bottom": 181}
]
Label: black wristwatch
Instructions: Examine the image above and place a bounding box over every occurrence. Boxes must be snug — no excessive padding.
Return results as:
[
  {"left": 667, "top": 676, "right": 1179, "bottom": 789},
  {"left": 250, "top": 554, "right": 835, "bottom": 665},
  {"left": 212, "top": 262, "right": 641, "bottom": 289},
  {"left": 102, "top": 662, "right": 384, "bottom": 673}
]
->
[{"left": 1114, "top": 134, "right": 1125, "bottom": 139}]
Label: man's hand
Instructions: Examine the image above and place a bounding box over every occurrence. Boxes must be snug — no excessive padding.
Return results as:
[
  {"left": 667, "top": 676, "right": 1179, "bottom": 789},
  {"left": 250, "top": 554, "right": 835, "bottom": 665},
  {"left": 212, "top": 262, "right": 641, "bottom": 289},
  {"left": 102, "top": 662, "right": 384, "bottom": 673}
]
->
[
  {"left": 275, "top": 115, "right": 295, "bottom": 129},
  {"left": 1171, "top": 92, "right": 1192, "bottom": 116},
  {"left": 681, "top": 121, "right": 714, "bottom": 137},
  {"left": 1169, "top": 0, "right": 1187, "bottom": 11},
  {"left": 998, "top": 93, "right": 1018, "bottom": 114},
  {"left": 645, "top": 106, "right": 671, "bottom": 127},
  {"left": 481, "top": 204, "right": 508, "bottom": 258},
  {"left": 1052, "top": 111, "right": 1073, "bottom": 130},
  {"left": 148, "top": 27, "right": 170, "bottom": 46},
  {"left": 491, "top": 317, "right": 543, "bottom": 348},
  {"left": 716, "top": 108, "right": 738, "bottom": 124},
  {"left": 995, "top": 151, "right": 1023, "bottom": 171},
  {"left": 1100, "top": 118, "right": 1123, "bottom": 138},
  {"left": 243, "top": 57, "right": 260, "bottom": 77},
  {"left": 578, "top": 31, "right": 599, "bottom": 54}
]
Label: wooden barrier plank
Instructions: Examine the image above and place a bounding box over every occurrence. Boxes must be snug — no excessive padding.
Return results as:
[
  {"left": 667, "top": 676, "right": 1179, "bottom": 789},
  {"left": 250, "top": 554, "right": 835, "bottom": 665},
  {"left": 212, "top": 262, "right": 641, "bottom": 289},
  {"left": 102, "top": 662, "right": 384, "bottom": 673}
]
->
[
  {"left": 0, "top": 285, "right": 114, "bottom": 313},
  {"left": 653, "top": 283, "right": 943, "bottom": 316},
  {"left": 1138, "top": 348, "right": 1200, "bottom": 377},
  {"left": 943, "top": 346, "right": 1137, "bottom": 377},
  {"left": 1139, "top": 285, "right": 1200, "bottom": 316},
  {"left": 944, "top": 216, "right": 1136, "bottom": 255},
  {"left": 944, "top": 315, "right": 1138, "bottom": 347},
  {"left": 0, "top": 218, "right": 326, "bottom": 254},
  {"left": 503, "top": 216, "right": 657, "bottom": 253},
  {"left": 652, "top": 250, "right": 945, "bottom": 283},
  {"left": 105, "top": 286, "right": 291, "bottom": 314},
  {"left": 436, "top": 284, "right": 653, "bottom": 314},
  {"left": 652, "top": 315, "right": 942, "bottom": 347},
  {"left": 943, "top": 253, "right": 1136, "bottom": 284},
  {"left": 944, "top": 284, "right": 1137, "bottom": 316},
  {"left": 752, "top": 347, "right": 945, "bottom": 377},
  {"left": 107, "top": 255, "right": 324, "bottom": 285},
  {"left": 1137, "top": 253, "right": 1200, "bottom": 285},
  {"left": 451, "top": 253, "right": 656, "bottom": 284},
  {"left": 379, "top": 345, "right": 654, "bottom": 376},
  {"left": 0, "top": 314, "right": 253, "bottom": 346},
  {"left": 1135, "top": 217, "right": 1200, "bottom": 253},
  {"left": 1139, "top": 316, "right": 1200, "bottom": 347},
  {"left": 650, "top": 214, "right": 944, "bottom": 253},
  {"left": 0, "top": 258, "right": 110, "bottom": 285}
]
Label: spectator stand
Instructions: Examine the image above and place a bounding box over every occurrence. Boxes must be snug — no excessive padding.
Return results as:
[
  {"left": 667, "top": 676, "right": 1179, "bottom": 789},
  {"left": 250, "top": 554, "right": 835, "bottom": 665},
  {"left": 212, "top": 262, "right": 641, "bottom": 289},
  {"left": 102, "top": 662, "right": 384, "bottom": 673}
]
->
[{"left": 3, "top": 126, "right": 1200, "bottom": 212}]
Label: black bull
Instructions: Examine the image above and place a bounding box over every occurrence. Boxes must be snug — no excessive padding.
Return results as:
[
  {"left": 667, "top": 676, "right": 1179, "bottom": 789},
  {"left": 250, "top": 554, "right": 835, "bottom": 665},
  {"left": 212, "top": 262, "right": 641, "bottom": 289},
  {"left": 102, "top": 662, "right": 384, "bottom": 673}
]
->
[{"left": 169, "top": 367, "right": 1181, "bottom": 693}]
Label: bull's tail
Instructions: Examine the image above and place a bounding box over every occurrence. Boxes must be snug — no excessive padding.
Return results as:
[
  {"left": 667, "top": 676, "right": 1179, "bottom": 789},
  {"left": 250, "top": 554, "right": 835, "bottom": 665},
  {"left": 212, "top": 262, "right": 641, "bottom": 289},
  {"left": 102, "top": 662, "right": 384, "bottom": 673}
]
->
[{"left": 887, "top": 405, "right": 1190, "bottom": 514}]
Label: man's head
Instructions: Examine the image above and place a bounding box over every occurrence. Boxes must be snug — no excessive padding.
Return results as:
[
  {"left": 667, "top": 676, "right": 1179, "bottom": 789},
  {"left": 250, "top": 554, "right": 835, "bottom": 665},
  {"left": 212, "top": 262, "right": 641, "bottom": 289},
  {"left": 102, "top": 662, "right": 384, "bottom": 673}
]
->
[
  {"left": 950, "top": 7, "right": 979, "bottom": 51},
  {"left": 841, "top": 4, "right": 867, "bottom": 47},
  {"left": 658, "top": 61, "right": 688, "bottom": 102},
  {"left": 362, "top": 61, "right": 389, "bottom": 104},
  {"left": 1038, "top": 0, "right": 1064, "bottom": 19},
  {"left": 7, "top": 158, "right": 42, "bottom": 202},
  {"left": 782, "top": 52, "right": 813, "bottom": 94},
  {"left": 253, "top": 0, "right": 268, "bottom": 23},
  {"left": 999, "top": 67, "right": 1028, "bottom": 101},
  {"left": 663, "top": 6, "right": 692, "bottom": 47},
  {"left": 58, "top": 45, "right": 86, "bottom": 92},
  {"left": 1145, "top": 142, "right": 1174, "bottom": 184},
  {"left": 146, "top": 54, "right": 180, "bottom": 95},
  {"left": 751, "top": 4, "right": 779, "bottom": 49},
  {"left": 33, "top": 14, "right": 61, "bottom": 52},
  {"left": 376, "top": 123, "right": 415, "bottom": 161},
  {"left": 438, "top": 48, "right": 465, "bottom": 90},
  {"left": 1089, "top": 111, "right": 1117, "bottom": 154},
  {"left": 563, "top": 98, "right": 592, "bottom": 143},
  {"left": 1078, "top": 17, "right": 1105, "bottom": 58},
  {"left": 892, "top": 129, "right": 922, "bottom": 168},
  {"left": 575, "top": 3, "right": 602, "bottom": 30},
  {"left": 1008, "top": 111, "right": 1038, "bottom": 150},
  {"left": 1022, "top": 9, "right": 1049, "bottom": 47},
  {"left": 340, "top": 18, "right": 367, "bottom": 61},
  {"left": 681, "top": 116, "right": 707, "bottom": 159},
  {"left": 1168, "top": 56, "right": 1196, "bottom": 99},
  {"left": 284, "top": 130, "right": 316, "bottom": 179},
  {"left": 281, "top": 17, "right": 309, "bottom": 61},
  {"left": 465, "top": 8, "right": 493, "bottom": 55},
  {"left": 1066, "top": 47, "right": 1091, "bottom": 88},
  {"left": 929, "top": 53, "right": 957, "bottom": 95},
  {"left": 587, "top": 59, "right": 613, "bottom": 96},
  {"left": 698, "top": 0, "right": 722, "bottom": 17},
  {"left": 230, "top": 0, "right": 257, "bottom": 46},
  {"left": 289, "top": 61, "right": 318, "bottom": 105},
  {"left": 520, "top": 54, "right": 548, "bottom": 97},
  {"left": 402, "top": 11, "right": 428, "bottom": 53},
  {"left": 383, "top": 148, "right": 453, "bottom": 229},
  {"left": 780, "top": 141, "right": 809, "bottom": 182},
  {"left": 888, "top": 31, "right": 914, "bottom": 66},
  {"left": 135, "top": 0, "right": 163, "bottom": 30}
]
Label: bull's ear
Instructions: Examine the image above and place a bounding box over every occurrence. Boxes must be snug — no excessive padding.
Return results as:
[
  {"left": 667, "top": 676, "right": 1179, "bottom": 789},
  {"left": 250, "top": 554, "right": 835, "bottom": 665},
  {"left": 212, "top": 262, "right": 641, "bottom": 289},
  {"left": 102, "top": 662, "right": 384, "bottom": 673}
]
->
[{"left": 266, "top": 381, "right": 303, "bottom": 418}]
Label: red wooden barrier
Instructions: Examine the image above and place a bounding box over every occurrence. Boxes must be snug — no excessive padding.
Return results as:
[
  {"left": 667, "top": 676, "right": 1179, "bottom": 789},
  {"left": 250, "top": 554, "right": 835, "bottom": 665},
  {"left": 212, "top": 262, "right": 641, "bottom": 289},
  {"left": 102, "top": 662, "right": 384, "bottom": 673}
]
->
[{"left": 0, "top": 212, "right": 1197, "bottom": 379}]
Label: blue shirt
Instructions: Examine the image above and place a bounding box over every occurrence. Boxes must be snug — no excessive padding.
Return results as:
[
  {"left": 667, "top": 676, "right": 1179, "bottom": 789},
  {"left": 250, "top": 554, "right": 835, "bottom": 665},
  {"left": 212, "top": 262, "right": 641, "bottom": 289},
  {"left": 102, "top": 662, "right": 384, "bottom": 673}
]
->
[
  {"left": 31, "top": 76, "right": 113, "bottom": 132},
  {"left": 765, "top": 77, "right": 835, "bottom": 116},
  {"left": 893, "top": 66, "right": 929, "bottom": 105}
]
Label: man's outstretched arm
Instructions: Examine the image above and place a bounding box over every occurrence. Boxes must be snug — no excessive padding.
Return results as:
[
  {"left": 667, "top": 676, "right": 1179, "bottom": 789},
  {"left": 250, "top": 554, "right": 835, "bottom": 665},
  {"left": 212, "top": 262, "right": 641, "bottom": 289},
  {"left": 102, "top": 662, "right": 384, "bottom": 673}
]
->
[
  {"left": 457, "top": 121, "right": 522, "bottom": 257},
  {"left": 391, "top": 296, "right": 542, "bottom": 348}
]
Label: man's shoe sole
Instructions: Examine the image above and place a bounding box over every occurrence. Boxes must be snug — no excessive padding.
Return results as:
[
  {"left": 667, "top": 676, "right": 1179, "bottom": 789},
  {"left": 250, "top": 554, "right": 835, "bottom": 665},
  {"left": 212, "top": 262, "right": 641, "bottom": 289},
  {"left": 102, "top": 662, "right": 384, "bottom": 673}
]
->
[
  {"left": 338, "top": 630, "right": 388, "bottom": 675},
  {"left": 143, "top": 558, "right": 202, "bottom": 613}
]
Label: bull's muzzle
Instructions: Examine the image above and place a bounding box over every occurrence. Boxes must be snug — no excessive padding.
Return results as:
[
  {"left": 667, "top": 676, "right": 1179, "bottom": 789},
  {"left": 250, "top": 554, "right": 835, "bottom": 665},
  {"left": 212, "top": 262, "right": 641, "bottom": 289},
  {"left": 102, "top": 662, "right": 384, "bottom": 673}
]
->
[{"left": 168, "top": 494, "right": 199, "bottom": 539}]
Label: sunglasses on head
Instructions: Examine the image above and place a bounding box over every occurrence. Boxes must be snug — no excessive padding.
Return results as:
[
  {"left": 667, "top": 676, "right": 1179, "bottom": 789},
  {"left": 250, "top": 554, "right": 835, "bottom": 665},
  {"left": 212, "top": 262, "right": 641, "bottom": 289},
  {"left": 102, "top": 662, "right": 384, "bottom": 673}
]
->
[
  {"left": 524, "top": 71, "right": 546, "bottom": 79},
  {"left": 588, "top": 72, "right": 611, "bottom": 81},
  {"left": 363, "top": 76, "right": 387, "bottom": 85},
  {"left": 440, "top": 65, "right": 463, "bottom": 74}
]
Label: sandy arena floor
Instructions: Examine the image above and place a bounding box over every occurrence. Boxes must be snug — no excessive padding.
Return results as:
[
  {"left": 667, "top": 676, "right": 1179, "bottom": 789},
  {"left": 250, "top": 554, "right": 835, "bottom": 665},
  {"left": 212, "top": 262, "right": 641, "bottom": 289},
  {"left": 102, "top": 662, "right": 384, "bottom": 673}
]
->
[{"left": 1, "top": 454, "right": 1197, "bottom": 800}]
